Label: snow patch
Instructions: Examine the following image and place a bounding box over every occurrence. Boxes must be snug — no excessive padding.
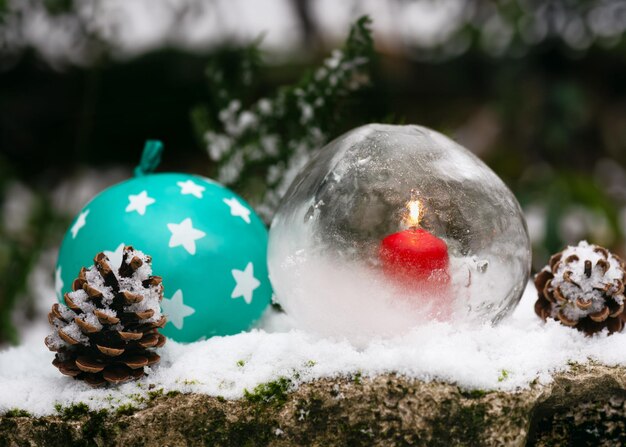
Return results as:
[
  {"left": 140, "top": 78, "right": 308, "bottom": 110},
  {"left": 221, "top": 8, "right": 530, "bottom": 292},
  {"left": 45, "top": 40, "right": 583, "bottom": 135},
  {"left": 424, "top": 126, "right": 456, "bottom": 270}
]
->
[{"left": 5, "top": 282, "right": 626, "bottom": 416}]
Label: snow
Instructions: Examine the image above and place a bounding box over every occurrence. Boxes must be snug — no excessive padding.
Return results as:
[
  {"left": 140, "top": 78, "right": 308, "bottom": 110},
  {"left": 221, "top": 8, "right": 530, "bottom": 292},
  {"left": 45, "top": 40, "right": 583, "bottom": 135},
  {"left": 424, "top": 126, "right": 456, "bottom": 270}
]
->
[
  {"left": 6, "top": 281, "right": 626, "bottom": 416},
  {"left": 86, "top": 266, "right": 115, "bottom": 303},
  {"left": 205, "top": 34, "right": 370, "bottom": 219},
  {"left": 43, "top": 331, "right": 66, "bottom": 352},
  {"left": 79, "top": 313, "right": 103, "bottom": 332},
  {"left": 67, "top": 289, "right": 95, "bottom": 313},
  {"left": 47, "top": 246, "right": 164, "bottom": 351},
  {"left": 549, "top": 241, "right": 624, "bottom": 321},
  {"left": 59, "top": 321, "right": 89, "bottom": 346}
]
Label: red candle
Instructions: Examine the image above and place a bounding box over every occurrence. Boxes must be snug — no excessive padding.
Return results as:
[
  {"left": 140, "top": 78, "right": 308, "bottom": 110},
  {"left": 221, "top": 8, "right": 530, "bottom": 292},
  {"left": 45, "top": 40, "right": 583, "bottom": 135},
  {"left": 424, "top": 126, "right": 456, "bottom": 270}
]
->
[
  {"left": 379, "top": 199, "right": 451, "bottom": 316},
  {"left": 379, "top": 228, "right": 449, "bottom": 283}
]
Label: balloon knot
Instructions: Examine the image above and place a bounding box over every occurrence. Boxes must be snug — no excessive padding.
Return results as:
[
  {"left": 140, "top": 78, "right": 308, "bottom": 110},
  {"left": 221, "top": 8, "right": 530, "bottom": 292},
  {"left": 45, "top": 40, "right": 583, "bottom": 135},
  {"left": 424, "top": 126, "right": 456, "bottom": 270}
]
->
[{"left": 134, "top": 140, "right": 164, "bottom": 177}]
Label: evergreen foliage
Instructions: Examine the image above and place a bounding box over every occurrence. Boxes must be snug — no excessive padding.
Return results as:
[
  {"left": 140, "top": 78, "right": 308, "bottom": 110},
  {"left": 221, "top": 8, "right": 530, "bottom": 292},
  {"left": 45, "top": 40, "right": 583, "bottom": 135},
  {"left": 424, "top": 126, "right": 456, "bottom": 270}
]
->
[{"left": 193, "top": 16, "right": 375, "bottom": 219}]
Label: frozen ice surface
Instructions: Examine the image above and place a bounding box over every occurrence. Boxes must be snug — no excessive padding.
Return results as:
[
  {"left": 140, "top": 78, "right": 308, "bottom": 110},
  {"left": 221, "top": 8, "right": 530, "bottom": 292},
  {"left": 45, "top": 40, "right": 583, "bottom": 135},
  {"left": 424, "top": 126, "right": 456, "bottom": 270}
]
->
[
  {"left": 268, "top": 124, "right": 531, "bottom": 342},
  {"left": 6, "top": 282, "right": 626, "bottom": 416}
]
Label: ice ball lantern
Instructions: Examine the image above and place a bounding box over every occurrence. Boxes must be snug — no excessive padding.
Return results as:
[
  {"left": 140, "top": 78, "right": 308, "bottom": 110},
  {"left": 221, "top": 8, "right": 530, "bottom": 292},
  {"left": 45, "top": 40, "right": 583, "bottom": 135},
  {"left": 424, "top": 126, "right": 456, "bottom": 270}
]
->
[{"left": 268, "top": 124, "right": 531, "bottom": 343}]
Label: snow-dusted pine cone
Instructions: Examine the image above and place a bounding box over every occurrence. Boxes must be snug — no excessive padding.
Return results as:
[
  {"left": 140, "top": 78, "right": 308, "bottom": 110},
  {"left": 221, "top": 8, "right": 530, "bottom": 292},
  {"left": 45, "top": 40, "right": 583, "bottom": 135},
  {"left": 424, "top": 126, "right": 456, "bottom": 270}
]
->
[
  {"left": 534, "top": 241, "right": 626, "bottom": 335},
  {"left": 45, "top": 246, "right": 167, "bottom": 386}
]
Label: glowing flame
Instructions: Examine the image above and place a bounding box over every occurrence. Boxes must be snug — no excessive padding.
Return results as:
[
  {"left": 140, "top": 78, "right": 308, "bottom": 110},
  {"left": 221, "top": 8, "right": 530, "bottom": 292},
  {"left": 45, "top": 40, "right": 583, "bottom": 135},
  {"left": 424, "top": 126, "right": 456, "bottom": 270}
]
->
[{"left": 405, "top": 199, "right": 422, "bottom": 228}]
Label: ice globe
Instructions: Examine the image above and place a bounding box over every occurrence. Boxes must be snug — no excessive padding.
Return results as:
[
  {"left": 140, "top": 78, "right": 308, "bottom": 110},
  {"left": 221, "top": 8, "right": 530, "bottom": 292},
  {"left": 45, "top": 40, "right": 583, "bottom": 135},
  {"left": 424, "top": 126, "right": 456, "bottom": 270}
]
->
[{"left": 268, "top": 124, "right": 531, "bottom": 343}]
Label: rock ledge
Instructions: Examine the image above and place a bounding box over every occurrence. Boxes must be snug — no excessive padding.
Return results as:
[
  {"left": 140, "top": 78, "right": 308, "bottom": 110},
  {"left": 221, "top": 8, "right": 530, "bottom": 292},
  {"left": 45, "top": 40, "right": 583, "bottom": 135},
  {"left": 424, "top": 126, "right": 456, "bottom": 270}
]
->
[{"left": 2, "top": 364, "right": 626, "bottom": 446}]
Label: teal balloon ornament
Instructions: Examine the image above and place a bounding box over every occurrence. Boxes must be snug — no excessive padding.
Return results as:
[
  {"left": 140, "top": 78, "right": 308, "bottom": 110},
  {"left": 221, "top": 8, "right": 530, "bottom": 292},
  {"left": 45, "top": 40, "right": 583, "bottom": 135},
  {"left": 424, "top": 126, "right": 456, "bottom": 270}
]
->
[{"left": 56, "top": 141, "right": 272, "bottom": 342}]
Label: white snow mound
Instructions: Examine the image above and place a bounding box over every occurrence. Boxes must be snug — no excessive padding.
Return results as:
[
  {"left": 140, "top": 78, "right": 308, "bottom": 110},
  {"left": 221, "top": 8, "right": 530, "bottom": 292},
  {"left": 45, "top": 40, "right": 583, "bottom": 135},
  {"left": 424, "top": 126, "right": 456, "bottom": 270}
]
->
[{"left": 3, "top": 282, "right": 626, "bottom": 416}]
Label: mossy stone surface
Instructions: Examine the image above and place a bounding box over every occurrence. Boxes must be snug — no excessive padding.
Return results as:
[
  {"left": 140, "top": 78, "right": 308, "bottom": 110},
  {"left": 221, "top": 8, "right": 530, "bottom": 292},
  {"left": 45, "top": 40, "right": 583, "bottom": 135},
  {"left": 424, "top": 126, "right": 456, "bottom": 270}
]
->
[{"left": 2, "top": 365, "right": 626, "bottom": 446}]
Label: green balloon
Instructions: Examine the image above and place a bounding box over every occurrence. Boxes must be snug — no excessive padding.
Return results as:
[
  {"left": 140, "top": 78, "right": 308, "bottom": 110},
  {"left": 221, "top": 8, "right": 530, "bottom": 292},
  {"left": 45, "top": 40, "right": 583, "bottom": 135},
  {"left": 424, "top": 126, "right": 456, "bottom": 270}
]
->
[{"left": 56, "top": 172, "right": 272, "bottom": 342}]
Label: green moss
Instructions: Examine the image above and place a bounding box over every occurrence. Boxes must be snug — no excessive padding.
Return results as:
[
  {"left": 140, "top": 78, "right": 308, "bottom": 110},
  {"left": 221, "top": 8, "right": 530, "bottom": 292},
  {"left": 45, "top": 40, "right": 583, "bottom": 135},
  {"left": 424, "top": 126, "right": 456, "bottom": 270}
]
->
[
  {"left": 126, "top": 393, "right": 147, "bottom": 405},
  {"left": 498, "top": 370, "right": 510, "bottom": 382},
  {"left": 216, "top": 418, "right": 275, "bottom": 446},
  {"left": 0, "top": 416, "right": 17, "bottom": 437},
  {"left": 115, "top": 404, "right": 137, "bottom": 416},
  {"left": 427, "top": 399, "right": 489, "bottom": 446},
  {"left": 28, "top": 419, "right": 76, "bottom": 447},
  {"left": 2, "top": 408, "right": 31, "bottom": 417},
  {"left": 55, "top": 403, "right": 91, "bottom": 420},
  {"left": 147, "top": 388, "right": 164, "bottom": 400},
  {"left": 32, "top": 405, "right": 114, "bottom": 447},
  {"left": 457, "top": 403, "right": 488, "bottom": 431},
  {"left": 144, "top": 403, "right": 276, "bottom": 447},
  {"left": 236, "top": 359, "right": 246, "bottom": 367},
  {"left": 197, "top": 408, "right": 276, "bottom": 447},
  {"left": 459, "top": 389, "right": 488, "bottom": 399},
  {"left": 353, "top": 371, "right": 363, "bottom": 385},
  {"left": 244, "top": 377, "right": 292, "bottom": 407},
  {"left": 166, "top": 391, "right": 181, "bottom": 398},
  {"left": 80, "top": 409, "right": 114, "bottom": 446}
]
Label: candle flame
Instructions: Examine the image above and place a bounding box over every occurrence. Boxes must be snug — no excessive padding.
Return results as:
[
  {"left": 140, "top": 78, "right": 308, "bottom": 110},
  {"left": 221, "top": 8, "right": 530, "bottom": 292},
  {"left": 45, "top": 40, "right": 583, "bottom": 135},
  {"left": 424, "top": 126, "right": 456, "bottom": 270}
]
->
[{"left": 405, "top": 199, "right": 422, "bottom": 228}]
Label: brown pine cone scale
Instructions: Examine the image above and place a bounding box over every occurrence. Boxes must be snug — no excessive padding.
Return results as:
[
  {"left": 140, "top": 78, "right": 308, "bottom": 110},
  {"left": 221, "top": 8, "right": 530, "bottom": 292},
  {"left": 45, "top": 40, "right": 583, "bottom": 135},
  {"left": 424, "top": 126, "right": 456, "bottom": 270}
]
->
[
  {"left": 45, "top": 246, "right": 167, "bottom": 386},
  {"left": 534, "top": 241, "right": 626, "bottom": 335}
]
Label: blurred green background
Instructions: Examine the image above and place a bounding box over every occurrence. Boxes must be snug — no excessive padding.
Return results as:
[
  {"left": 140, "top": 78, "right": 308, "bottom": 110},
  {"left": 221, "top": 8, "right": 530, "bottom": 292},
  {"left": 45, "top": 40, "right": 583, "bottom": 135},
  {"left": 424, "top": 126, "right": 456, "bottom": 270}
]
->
[{"left": 1, "top": 0, "right": 626, "bottom": 345}]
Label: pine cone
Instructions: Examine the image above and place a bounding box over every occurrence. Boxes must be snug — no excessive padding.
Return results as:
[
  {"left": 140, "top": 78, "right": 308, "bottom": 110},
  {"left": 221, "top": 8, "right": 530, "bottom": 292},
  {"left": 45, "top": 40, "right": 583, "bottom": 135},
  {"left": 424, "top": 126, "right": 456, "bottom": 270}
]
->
[
  {"left": 534, "top": 241, "right": 626, "bottom": 335},
  {"left": 45, "top": 246, "right": 167, "bottom": 386}
]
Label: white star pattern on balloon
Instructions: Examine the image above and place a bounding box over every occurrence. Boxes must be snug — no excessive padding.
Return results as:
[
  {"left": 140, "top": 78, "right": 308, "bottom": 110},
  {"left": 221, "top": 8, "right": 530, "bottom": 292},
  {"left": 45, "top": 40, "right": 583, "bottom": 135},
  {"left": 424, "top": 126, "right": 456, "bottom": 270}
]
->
[
  {"left": 177, "top": 180, "right": 205, "bottom": 199},
  {"left": 167, "top": 218, "right": 206, "bottom": 255},
  {"left": 104, "top": 243, "right": 125, "bottom": 269},
  {"left": 71, "top": 209, "right": 89, "bottom": 238},
  {"left": 223, "top": 197, "right": 251, "bottom": 224},
  {"left": 231, "top": 262, "right": 260, "bottom": 304},
  {"left": 55, "top": 267, "right": 64, "bottom": 296},
  {"left": 161, "top": 289, "right": 195, "bottom": 330},
  {"left": 125, "top": 190, "right": 155, "bottom": 215}
]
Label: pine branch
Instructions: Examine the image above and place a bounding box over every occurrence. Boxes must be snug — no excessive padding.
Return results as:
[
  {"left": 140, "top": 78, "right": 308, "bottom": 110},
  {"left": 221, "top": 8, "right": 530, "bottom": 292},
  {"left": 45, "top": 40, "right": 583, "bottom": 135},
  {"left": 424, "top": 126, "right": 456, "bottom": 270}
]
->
[{"left": 196, "top": 16, "right": 375, "bottom": 221}]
